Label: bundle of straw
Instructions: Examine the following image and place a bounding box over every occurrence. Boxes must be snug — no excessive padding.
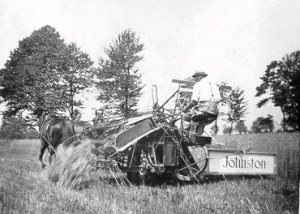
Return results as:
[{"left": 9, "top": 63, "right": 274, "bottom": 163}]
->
[{"left": 47, "top": 139, "right": 100, "bottom": 189}]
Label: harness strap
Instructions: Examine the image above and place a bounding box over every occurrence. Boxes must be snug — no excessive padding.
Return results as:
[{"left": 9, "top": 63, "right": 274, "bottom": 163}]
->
[
  {"left": 39, "top": 115, "right": 77, "bottom": 154},
  {"left": 42, "top": 133, "right": 79, "bottom": 154},
  {"left": 42, "top": 135, "right": 57, "bottom": 154},
  {"left": 40, "top": 122, "right": 56, "bottom": 153},
  {"left": 209, "top": 82, "right": 215, "bottom": 102}
]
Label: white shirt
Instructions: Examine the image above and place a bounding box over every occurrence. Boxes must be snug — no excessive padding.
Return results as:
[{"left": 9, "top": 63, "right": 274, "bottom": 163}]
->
[{"left": 191, "top": 76, "right": 221, "bottom": 103}]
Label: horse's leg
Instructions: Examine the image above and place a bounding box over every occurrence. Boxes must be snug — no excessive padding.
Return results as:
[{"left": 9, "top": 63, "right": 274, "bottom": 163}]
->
[{"left": 39, "top": 141, "right": 47, "bottom": 168}]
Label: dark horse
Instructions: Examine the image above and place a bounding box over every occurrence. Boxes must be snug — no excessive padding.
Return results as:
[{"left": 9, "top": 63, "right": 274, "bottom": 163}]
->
[{"left": 35, "top": 108, "right": 76, "bottom": 168}]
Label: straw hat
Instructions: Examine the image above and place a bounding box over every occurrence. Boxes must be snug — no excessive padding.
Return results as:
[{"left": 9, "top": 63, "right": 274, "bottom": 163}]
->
[{"left": 192, "top": 70, "right": 208, "bottom": 78}]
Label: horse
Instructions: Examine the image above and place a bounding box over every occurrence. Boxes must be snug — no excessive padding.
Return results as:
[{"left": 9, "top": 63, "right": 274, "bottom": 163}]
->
[
  {"left": 204, "top": 102, "right": 233, "bottom": 136},
  {"left": 35, "top": 109, "right": 76, "bottom": 168}
]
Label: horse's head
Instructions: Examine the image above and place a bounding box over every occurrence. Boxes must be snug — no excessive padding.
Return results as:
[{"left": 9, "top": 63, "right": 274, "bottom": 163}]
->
[
  {"left": 37, "top": 112, "right": 52, "bottom": 131},
  {"left": 93, "top": 110, "right": 105, "bottom": 126},
  {"left": 218, "top": 102, "right": 233, "bottom": 121},
  {"left": 34, "top": 106, "right": 50, "bottom": 117}
]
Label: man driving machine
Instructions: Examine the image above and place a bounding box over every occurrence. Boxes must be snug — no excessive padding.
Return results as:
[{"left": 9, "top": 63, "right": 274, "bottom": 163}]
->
[{"left": 181, "top": 70, "right": 221, "bottom": 136}]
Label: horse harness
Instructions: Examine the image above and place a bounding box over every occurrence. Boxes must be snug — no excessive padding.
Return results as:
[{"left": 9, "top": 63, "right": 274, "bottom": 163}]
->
[
  {"left": 39, "top": 115, "right": 56, "bottom": 154},
  {"left": 39, "top": 115, "right": 77, "bottom": 154}
]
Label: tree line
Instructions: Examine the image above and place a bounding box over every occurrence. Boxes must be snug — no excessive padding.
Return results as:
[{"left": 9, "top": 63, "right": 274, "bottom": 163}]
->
[
  {"left": 0, "top": 25, "right": 299, "bottom": 138},
  {"left": 0, "top": 26, "right": 143, "bottom": 120}
]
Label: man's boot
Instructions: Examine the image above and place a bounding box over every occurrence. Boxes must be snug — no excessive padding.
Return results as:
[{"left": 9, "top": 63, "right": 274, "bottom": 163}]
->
[
  {"left": 189, "top": 121, "right": 199, "bottom": 136},
  {"left": 189, "top": 121, "right": 198, "bottom": 144},
  {"left": 189, "top": 121, "right": 206, "bottom": 144}
]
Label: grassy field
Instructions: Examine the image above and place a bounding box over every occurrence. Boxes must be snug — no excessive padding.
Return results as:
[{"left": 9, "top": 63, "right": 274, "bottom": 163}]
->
[{"left": 0, "top": 132, "right": 299, "bottom": 214}]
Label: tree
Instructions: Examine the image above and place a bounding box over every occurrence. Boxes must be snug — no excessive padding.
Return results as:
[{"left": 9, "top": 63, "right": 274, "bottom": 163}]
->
[
  {"left": 0, "top": 26, "right": 93, "bottom": 119},
  {"left": 95, "top": 29, "right": 144, "bottom": 118},
  {"left": 225, "top": 87, "right": 248, "bottom": 134},
  {"left": 0, "top": 25, "right": 67, "bottom": 115},
  {"left": 251, "top": 115, "right": 274, "bottom": 133},
  {"left": 235, "top": 120, "right": 248, "bottom": 134},
  {"left": 59, "top": 43, "right": 94, "bottom": 119},
  {"left": 256, "top": 51, "right": 300, "bottom": 131}
]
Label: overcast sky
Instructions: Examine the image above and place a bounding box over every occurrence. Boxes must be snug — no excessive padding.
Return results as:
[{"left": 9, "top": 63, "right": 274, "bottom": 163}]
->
[{"left": 1, "top": 0, "right": 300, "bottom": 128}]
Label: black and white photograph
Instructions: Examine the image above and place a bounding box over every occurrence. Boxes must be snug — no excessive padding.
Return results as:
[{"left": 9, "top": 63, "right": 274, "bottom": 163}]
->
[{"left": 0, "top": 0, "right": 299, "bottom": 213}]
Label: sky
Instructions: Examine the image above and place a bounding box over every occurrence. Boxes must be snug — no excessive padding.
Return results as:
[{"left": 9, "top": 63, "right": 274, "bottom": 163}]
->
[{"left": 1, "top": 0, "right": 300, "bottom": 129}]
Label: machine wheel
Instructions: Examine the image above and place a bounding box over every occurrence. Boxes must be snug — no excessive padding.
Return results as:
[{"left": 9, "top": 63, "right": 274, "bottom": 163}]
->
[
  {"left": 127, "top": 160, "right": 150, "bottom": 185},
  {"left": 188, "top": 145, "right": 208, "bottom": 173},
  {"left": 127, "top": 172, "right": 142, "bottom": 185},
  {"left": 127, "top": 171, "right": 148, "bottom": 185},
  {"left": 176, "top": 145, "right": 208, "bottom": 182}
]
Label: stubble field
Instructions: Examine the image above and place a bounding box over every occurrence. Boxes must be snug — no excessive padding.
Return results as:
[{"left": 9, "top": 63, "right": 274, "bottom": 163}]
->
[{"left": 0, "top": 132, "right": 299, "bottom": 214}]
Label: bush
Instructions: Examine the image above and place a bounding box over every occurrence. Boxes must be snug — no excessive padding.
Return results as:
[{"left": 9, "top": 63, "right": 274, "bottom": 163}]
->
[
  {"left": 0, "top": 115, "right": 39, "bottom": 139},
  {"left": 25, "top": 129, "right": 39, "bottom": 139}
]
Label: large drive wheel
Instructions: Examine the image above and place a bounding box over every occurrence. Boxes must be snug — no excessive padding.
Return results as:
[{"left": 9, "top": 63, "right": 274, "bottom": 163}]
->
[
  {"left": 187, "top": 145, "right": 208, "bottom": 173},
  {"left": 127, "top": 164, "right": 148, "bottom": 185},
  {"left": 176, "top": 145, "right": 208, "bottom": 182}
]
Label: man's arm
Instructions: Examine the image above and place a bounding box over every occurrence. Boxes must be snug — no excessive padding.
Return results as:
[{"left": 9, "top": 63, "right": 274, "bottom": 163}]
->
[{"left": 182, "top": 100, "right": 198, "bottom": 113}]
